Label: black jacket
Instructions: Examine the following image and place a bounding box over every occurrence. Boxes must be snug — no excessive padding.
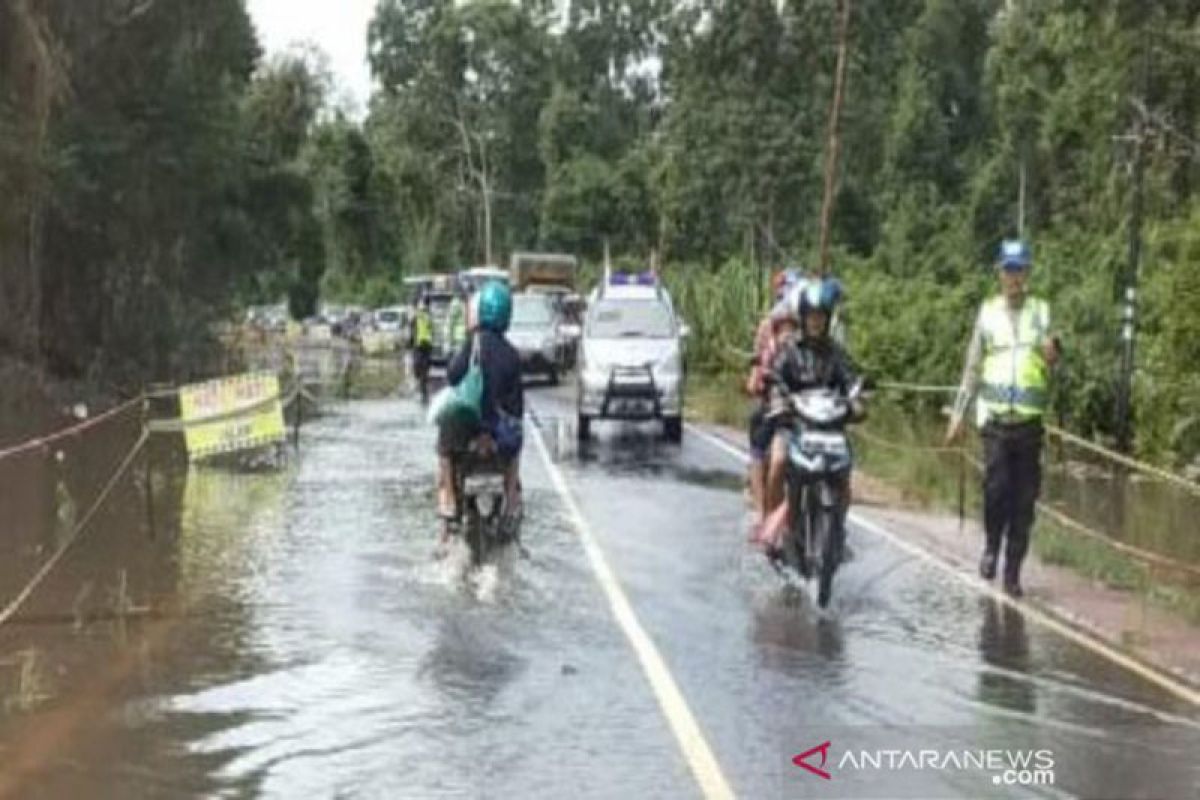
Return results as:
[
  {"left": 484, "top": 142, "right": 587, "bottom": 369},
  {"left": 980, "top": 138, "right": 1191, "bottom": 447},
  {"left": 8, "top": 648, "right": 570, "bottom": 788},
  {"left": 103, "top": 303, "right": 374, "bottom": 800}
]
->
[
  {"left": 770, "top": 334, "right": 860, "bottom": 398},
  {"left": 446, "top": 330, "right": 523, "bottom": 427}
]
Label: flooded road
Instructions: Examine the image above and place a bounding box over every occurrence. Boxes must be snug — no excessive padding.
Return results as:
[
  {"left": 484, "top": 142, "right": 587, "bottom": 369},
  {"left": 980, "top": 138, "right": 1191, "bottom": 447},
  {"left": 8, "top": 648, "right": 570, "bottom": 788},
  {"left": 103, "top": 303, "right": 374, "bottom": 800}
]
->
[{"left": 1, "top": 376, "right": 1199, "bottom": 799}]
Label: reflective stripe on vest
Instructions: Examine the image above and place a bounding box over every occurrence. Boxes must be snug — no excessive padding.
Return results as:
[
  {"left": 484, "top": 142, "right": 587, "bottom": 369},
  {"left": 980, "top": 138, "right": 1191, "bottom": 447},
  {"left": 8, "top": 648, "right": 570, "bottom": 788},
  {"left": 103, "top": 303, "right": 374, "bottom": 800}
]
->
[{"left": 978, "top": 295, "right": 1050, "bottom": 424}]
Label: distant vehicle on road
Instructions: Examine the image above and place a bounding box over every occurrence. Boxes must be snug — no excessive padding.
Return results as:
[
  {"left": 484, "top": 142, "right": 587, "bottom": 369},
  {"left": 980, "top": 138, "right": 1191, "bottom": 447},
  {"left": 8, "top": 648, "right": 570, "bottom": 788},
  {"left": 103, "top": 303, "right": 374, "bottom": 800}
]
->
[
  {"left": 510, "top": 252, "right": 577, "bottom": 293},
  {"left": 374, "top": 306, "right": 406, "bottom": 334},
  {"left": 403, "top": 275, "right": 438, "bottom": 306},
  {"left": 508, "top": 293, "right": 574, "bottom": 385},
  {"left": 459, "top": 265, "right": 510, "bottom": 295},
  {"left": 576, "top": 270, "right": 689, "bottom": 443}
]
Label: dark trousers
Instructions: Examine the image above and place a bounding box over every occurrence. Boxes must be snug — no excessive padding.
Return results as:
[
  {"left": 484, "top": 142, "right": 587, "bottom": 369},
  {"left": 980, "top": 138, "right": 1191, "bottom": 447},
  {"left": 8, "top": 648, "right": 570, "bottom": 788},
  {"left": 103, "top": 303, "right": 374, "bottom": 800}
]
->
[{"left": 982, "top": 420, "right": 1044, "bottom": 581}]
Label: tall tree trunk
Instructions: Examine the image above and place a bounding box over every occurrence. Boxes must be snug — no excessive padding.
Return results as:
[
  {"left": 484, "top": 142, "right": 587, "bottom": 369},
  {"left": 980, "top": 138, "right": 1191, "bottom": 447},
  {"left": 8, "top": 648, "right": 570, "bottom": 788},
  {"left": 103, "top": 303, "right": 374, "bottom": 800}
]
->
[{"left": 2, "top": 0, "right": 67, "bottom": 369}]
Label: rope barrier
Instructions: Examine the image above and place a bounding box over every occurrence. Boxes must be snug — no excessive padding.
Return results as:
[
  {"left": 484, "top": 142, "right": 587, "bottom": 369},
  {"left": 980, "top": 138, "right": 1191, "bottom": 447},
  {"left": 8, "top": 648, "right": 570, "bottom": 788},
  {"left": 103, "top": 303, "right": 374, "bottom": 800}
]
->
[
  {"left": 1036, "top": 501, "right": 1200, "bottom": 581},
  {"left": 0, "top": 397, "right": 143, "bottom": 463},
  {"left": 875, "top": 381, "right": 958, "bottom": 395},
  {"left": 0, "top": 367, "right": 335, "bottom": 631},
  {"left": 875, "top": 381, "right": 1200, "bottom": 497},
  {"left": 1044, "top": 422, "right": 1200, "bottom": 498},
  {"left": 0, "top": 428, "right": 150, "bottom": 631},
  {"left": 855, "top": 424, "right": 1200, "bottom": 580}
]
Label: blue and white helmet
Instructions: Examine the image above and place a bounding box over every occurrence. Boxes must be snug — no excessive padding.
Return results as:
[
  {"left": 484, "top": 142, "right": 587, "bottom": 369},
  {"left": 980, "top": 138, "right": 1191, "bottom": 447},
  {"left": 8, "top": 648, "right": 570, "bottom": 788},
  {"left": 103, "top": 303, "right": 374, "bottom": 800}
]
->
[{"left": 789, "top": 276, "right": 843, "bottom": 320}]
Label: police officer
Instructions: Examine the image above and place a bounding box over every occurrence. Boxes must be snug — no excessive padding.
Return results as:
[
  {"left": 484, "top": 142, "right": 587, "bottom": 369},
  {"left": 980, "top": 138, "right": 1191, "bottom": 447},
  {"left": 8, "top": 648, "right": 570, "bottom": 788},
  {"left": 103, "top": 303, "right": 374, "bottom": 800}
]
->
[{"left": 945, "top": 239, "right": 1061, "bottom": 597}]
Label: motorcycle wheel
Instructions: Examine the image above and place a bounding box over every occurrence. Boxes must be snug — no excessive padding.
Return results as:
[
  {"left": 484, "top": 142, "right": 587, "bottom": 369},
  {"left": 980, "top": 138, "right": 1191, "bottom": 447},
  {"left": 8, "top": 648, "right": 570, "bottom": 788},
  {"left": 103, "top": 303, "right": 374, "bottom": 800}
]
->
[
  {"left": 815, "top": 506, "right": 844, "bottom": 609},
  {"left": 465, "top": 500, "right": 485, "bottom": 567},
  {"left": 782, "top": 482, "right": 810, "bottom": 579}
]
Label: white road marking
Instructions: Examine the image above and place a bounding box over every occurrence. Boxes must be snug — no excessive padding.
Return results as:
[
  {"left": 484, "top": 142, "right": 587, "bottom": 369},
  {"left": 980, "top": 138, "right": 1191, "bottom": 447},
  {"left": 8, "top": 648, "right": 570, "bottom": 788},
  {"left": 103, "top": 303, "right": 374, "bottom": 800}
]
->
[
  {"left": 684, "top": 422, "right": 1200, "bottom": 708},
  {"left": 530, "top": 424, "right": 737, "bottom": 800}
]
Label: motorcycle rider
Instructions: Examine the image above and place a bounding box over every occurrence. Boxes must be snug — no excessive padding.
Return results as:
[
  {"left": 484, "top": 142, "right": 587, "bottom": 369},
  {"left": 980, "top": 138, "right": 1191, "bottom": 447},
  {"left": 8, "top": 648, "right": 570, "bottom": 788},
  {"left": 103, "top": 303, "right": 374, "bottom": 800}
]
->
[
  {"left": 436, "top": 280, "right": 524, "bottom": 547},
  {"left": 445, "top": 280, "right": 470, "bottom": 354},
  {"left": 764, "top": 277, "right": 865, "bottom": 547}
]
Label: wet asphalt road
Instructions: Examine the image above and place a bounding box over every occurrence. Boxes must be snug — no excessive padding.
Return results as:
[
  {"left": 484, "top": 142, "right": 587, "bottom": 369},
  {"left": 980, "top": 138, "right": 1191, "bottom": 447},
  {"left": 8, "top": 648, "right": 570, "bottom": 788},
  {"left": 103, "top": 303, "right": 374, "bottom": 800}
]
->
[{"left": 1, "top": 375, "right": 1199, "bottom": 799}]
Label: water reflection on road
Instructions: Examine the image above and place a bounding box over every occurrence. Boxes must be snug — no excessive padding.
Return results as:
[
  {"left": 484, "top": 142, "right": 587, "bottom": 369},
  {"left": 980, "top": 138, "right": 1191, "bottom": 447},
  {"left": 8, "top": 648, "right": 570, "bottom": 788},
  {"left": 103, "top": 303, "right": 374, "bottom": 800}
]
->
[{"left": 0, "top": 379, "right": 1197, "bottom": 799}]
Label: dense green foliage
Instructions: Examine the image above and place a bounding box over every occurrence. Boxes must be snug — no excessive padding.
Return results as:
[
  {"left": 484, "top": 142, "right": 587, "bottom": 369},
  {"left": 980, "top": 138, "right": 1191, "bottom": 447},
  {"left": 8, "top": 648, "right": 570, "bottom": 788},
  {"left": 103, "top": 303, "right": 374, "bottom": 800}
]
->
[
  {"left": 0, "top": 0, "right": 338, "bottom": 386},
  {"left": 3, "top": 0, "right": 1199, "bottom": 463}
]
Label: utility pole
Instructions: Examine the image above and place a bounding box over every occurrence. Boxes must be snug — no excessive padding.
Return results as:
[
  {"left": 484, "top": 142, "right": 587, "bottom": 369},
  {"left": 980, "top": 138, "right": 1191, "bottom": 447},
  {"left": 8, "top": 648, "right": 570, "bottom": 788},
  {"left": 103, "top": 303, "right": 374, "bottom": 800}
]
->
[
  {"left": 1116, "top": 36, "right": 1150, "bottom": 454},
  {"left": 1018, "top": 156, "right": 1026, "bottom": 237},
  {"left": 817, "top": 0, "right": 853, "bottom": 277}
]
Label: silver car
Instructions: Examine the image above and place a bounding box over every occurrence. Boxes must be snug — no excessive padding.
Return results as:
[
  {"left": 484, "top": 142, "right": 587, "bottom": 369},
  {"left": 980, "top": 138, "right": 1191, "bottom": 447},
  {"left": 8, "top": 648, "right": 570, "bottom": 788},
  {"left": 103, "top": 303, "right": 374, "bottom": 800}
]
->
[
  {"left": 576, "top": 289, "right": 687, "bottom": 442},
  {"left": 508, "top": 293, "right": 573, "bottom": 384}
]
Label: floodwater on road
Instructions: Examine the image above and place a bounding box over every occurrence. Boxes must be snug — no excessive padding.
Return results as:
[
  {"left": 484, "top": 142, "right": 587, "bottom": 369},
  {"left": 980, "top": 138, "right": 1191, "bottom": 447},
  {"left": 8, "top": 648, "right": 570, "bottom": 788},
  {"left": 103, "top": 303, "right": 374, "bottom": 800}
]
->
[{"left": 1, "top": 373, "right": 1198, "bottom": 799}]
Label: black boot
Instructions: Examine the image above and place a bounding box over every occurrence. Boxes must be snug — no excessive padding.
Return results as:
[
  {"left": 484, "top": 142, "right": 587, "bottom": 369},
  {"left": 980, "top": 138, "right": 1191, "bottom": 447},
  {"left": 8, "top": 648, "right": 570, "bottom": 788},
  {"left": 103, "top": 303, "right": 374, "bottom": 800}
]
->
[
  {"left": 1002, "top": 561, "right": 1023, "bottom": 598},
  {"left": 979, "top": 550, "right": 998, "bottom": 581}
]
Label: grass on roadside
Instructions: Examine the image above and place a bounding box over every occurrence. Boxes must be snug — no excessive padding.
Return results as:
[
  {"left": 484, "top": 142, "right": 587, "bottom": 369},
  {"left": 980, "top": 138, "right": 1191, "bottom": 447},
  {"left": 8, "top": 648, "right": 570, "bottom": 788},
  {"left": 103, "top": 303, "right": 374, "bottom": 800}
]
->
[{"left": 686, "top": 371, "right": 752, "bottom": 430}]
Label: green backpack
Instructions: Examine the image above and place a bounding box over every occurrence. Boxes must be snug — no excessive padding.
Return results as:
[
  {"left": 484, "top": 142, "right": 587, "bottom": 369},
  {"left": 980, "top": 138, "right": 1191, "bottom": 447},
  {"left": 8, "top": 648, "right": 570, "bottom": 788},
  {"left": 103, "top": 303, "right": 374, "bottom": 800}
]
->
[{"left": 428, "top": 335, "right": 484, "bottom": 428}]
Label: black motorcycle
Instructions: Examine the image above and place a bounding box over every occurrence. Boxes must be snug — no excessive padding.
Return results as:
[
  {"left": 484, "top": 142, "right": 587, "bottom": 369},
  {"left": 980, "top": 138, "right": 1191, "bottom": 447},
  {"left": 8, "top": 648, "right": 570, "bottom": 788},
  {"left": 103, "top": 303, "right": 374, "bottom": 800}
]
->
[{"left": 773, "top": 380, "right": 864, "bottom": 608}]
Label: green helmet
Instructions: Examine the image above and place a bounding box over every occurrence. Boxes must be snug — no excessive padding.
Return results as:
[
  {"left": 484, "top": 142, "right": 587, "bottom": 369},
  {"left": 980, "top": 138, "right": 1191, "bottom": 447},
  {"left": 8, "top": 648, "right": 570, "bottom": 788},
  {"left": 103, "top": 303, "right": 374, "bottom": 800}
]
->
[{"left": 476, "top": 279, "right": 512, "bottom": 333}]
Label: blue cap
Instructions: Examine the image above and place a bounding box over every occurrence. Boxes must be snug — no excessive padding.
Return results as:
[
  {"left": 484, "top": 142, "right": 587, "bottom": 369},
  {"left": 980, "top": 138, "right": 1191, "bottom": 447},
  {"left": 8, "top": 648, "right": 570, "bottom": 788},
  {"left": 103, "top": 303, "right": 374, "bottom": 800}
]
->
[{"left": 998, "top": 239, "right": 1032, "bottom": 271}]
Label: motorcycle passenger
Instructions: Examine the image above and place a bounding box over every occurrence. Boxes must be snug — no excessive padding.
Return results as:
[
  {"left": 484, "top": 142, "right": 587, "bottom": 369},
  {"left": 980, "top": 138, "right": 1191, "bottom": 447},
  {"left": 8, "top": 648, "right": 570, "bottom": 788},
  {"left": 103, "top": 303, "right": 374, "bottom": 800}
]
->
[
  {"left": 436, "top": 280, "right": 524, "bottom": 545},
  {"left": 764, "top": 277, "right": 865, "bottom": 539},
  {"left": 746, "top": 269, "right": 805, "bottom": 517},
  {"left": 410, "top": 295, "right": 435, "bottom": 403}
]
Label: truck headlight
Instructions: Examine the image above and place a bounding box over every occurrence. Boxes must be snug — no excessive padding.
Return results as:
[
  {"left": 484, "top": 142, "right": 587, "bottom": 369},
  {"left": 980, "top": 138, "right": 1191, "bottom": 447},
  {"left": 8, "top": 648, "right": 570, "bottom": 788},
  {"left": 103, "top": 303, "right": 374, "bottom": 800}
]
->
[{"left": 654, "top": 353, "right": 681, "bottom": 380}]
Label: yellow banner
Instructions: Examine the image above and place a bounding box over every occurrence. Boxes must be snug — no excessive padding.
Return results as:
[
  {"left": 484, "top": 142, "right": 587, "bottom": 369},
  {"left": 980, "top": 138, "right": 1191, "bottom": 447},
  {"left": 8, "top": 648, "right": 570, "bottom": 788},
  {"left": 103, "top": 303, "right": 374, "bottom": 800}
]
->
[{"left": 178, "top": 372, "right": 286, "bottom": 461}]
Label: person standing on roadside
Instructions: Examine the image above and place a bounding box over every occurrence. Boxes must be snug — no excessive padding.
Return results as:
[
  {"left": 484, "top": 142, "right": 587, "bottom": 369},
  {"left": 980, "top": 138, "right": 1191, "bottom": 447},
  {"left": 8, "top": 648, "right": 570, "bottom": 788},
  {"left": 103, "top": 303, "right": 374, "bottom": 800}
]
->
[
  {"left": 409, "top": 295, "right": 435, "bottom": 404},
  {"left": 945, "top": 239, "right": 1061, "bottom": 598}
]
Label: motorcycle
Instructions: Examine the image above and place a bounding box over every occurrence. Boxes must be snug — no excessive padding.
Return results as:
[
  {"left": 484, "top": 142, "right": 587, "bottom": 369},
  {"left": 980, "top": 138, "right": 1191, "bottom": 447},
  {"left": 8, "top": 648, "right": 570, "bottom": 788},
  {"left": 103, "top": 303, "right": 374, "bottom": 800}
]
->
[
  {"left": 772, "top": 379, "right": 865, "bottom": 608},
  {"left": 449, "top": 441, "right": 521, "bottom": 567}
]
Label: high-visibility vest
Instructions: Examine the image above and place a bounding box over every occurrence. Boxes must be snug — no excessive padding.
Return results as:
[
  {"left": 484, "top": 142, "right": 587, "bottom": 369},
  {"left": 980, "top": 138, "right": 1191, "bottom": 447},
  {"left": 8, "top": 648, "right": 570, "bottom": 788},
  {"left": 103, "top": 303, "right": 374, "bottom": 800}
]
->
[
  {"left": 977, "top": 294, "right": 1051, "bottom": 425},
  {"left": 447, "top": 298, "right": 467, "bottom": 347},
  {"left": 414, "top": 311, "right": 433, "bottom": 346}
]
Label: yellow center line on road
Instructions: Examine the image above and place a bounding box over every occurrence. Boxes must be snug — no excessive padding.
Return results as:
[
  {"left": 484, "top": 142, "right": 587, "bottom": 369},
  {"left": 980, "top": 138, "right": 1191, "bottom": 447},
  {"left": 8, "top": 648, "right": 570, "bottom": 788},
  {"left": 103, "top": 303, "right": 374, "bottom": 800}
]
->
[
  {"left": 683, "top": 422, "right": 1200, "bottom": 709},
  {"left": 529, "top": 424, "right": 737, "bottom": 800}
]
